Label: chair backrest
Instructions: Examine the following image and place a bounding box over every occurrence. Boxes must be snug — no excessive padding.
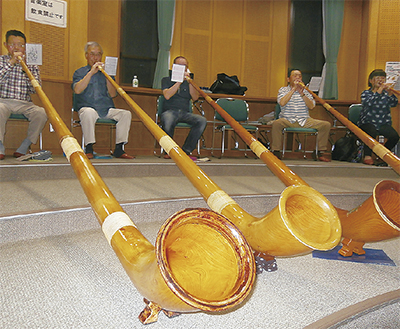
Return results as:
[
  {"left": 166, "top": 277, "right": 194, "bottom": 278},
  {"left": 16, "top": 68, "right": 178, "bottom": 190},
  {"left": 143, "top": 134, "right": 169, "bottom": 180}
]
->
[
  {"left": 215, "top": 98, "right": 249, "bottom": 122},
  {"left": 156, "top": 95, "right": 193, "bottom": 119},
  {"left": 348, "top": 104, "right": 362, "bottom": 124}
]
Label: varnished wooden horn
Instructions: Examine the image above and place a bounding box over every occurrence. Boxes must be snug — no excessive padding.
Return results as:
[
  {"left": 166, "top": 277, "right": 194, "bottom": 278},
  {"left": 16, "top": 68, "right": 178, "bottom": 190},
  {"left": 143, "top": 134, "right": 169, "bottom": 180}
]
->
[
  {"left": 98, "top": 67, "right": 342, "bottom": 261},
  {"left": 188, "top": 78, "right": 400, "bottom": 257},
  {"left": 335, "top": 180, "right": 400, "bottom": 256},
  {"left": 299, "top": 82, "right": 400, "bottom": 175},
  {"left": 18, "top": 57, "right": 256, "bottom": 323}
]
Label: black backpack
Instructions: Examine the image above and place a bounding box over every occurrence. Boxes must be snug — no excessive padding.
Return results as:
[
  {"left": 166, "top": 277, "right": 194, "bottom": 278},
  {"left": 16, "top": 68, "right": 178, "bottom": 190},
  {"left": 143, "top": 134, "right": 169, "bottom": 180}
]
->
[
  {"left": 331, "top": 132, "right": 359, "bottom": 162},
  {"left": 210, "top": 73, "right": 247, "bottom": 95}
]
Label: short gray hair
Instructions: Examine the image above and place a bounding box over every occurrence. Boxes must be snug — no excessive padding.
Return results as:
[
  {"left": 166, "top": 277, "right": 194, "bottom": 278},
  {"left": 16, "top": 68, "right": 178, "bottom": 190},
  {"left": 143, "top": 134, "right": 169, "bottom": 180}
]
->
[{"left": 84, "top": 41, "right": 103, "bottom": 54}]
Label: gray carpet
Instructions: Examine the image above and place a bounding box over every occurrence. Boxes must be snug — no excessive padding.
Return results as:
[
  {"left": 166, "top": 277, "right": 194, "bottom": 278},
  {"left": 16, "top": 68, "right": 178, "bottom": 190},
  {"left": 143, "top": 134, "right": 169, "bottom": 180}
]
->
[{"left": 0, "top": 156, "right": 399, "bottom": 328}]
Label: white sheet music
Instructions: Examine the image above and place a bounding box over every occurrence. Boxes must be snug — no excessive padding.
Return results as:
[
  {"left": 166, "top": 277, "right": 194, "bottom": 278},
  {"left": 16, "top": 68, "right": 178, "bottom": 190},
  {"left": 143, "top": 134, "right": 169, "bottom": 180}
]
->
[
  {"left": 308, "top": 77, "right": 322, "bottom": 92},
  {"left": 171, "top": 64, "right": 185, "bottom": 82},
  {"left": 25, "top": 44, "right": 42, "bottom": 65},
  {"left": 105, "top": 56, "right": 118, "bottom": 76},
  {"left": 385, "top": 62, "right": 400, "bottom": 91}
]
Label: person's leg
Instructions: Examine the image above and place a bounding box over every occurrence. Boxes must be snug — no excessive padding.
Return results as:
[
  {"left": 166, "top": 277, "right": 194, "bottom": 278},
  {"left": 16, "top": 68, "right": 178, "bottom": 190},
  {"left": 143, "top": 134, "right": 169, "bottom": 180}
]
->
[
  {"left": 359, "top": 123, "right": 377, "bottom": 164},
  {"left": 0, "top": 101, "right": 11, "bottom": 158},
  {"left": 160, "top": 110, "right": 179, "bottom": 138},
  {"left": 78, "top": 107, "right": 99, "bottom": 156},
  {"left": 271, "top": 118, "right": 292, "bottom": 158},
  {"left": 304, "top": 118, "right": 331, "bottom": 162},
  {"left": 304, "top": 118, "right": 331, "bottom": 152},
  {"left": 16, "top": 103, "right": 47, "bottom": 155},
  {"left": 378, "top": 125, "right": 399, "bottom": 151},
  {"left": 180, "top": 112, "right": 207, "bottom": 155},
  {"left": 106, "top": 108, "right": 134, "bottom": 158}
]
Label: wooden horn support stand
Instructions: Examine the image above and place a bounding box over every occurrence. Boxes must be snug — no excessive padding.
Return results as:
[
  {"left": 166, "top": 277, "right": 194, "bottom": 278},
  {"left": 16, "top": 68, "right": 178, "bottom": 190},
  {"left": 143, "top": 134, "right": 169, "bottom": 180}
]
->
[
  {"left": 96, "top": 68, "right": 342, "bottom": 275},
  {"left": 19, "top": 58, "right": 256, "bottom": 324},
  {"left": 298, "top": 83, "right": 400, "bottom": 256},
  {"left": 189, "top": 77, "right": 399, "bottom": 258}
]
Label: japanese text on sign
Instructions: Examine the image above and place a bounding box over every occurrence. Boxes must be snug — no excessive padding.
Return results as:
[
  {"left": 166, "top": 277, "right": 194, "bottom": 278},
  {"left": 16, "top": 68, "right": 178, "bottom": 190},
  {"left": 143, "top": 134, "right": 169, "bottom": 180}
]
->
[{"left": 25, "top": 0, "right": 67, "bottom": 28}]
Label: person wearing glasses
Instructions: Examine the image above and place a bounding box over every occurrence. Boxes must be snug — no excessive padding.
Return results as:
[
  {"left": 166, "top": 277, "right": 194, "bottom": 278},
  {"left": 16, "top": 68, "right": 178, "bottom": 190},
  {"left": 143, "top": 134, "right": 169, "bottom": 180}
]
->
[
  {"left": 0, "top": 30, "right": 47, "bottom": 160},
  {"left": 72, "top": 41, "right": 134, "bottom": 159},
  {"left": 359, "top": 69, "right": 399, "bottom": 166}
]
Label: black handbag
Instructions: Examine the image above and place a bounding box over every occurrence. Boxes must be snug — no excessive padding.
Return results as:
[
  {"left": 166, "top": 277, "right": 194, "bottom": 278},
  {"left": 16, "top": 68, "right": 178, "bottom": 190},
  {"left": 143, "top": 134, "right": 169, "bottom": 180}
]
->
[{"left": 210, "top": 73, "right": 247, "bottom": 95}]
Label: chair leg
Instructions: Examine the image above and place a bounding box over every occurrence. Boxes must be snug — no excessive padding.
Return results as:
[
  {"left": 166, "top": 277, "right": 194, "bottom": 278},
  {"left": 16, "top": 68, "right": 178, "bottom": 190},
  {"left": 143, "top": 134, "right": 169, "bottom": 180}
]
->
[
  {"left": 220, "top": 128, "right": 226, "bottom": 158},
  {"left": 302, "top": 134, "right": 307, "bottom": 159},
  {"left": 282, "top": 132, "right": 287, "bottom": 158}
]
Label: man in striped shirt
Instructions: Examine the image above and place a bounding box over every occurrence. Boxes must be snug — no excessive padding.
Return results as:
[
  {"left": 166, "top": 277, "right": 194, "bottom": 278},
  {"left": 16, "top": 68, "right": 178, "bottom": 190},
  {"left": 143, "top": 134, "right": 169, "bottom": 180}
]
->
[
  {"left": 271, "top": 69, "right": 331, "bottom": 162},
  {"left": 0, "top": 30, "right": 47, "bottom": 160}
]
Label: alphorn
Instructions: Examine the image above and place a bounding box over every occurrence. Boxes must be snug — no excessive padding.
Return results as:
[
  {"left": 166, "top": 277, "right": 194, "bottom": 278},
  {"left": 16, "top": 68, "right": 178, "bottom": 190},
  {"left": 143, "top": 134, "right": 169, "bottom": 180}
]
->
[
  {"left": 18, "top": 58, "right": 256, "bottom": 323},
  {"left": 299, "top": 82, "right": 400, "bottom": 175},
  {"left": 188, "top": 79, "right": 400, "bottom": 256},
  {"left": 98, "top": 67, "right": 342, "bottom": 266}
]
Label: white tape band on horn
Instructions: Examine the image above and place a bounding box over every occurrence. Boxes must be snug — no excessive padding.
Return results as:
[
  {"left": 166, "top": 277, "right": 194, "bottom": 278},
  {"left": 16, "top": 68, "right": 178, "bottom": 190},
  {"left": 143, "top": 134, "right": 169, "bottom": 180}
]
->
[
  {"left": 31, "top": 80, "right": 40, "bottom": 88},
  {"left": 159, "top": 135, "right": 179, "bottom": 154},
  {"left": 61, "top": 137, "right": 82, "bottom": 162},
  {"left": 207, "top": 190, "right": 237, "bottom": 214},
  {"left": 372, "top": 143, "right": 388, "bottom": 159},
  {"left": 250, "top": 140, "right": 267, "bottom": 158},
  {"left": 102, "top": 211, "right": 137, "bottom": 245}
]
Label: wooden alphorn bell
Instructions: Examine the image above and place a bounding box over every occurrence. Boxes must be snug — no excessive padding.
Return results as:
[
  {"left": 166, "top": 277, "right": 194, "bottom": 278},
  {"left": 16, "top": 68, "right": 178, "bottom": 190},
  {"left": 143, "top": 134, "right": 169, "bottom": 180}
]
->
[
  {"left": 98, "top": 67, "right": 342, "bottom": 272},
  {"left": 188, "top": 78, "right": 399, "bottom": 257},
  {"left": 18, "top": 58, "right": 256, "bottom": 324},
  {"left": 298, "top": 82, "right": 400, "bottom": 255}
]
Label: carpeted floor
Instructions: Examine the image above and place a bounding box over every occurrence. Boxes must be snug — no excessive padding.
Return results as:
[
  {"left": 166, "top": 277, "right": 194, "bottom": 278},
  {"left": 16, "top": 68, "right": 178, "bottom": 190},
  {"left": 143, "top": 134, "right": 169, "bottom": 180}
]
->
[{"left": 0, "top": 156, "right": 399, "bottom": 328}]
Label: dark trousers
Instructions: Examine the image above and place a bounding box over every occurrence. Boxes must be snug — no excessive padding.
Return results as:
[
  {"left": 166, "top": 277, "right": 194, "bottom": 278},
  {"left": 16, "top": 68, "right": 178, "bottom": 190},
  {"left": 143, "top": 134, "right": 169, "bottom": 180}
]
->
[{"left": 359, "top": 123, "right": 399, "bottom": 156}]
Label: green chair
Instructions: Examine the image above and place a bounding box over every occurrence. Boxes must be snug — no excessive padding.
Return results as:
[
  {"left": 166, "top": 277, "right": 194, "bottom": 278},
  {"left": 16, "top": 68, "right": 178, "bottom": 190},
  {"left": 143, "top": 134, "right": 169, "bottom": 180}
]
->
[
  {"left": 212, "top": 98, "right": 258, "bottom": 158},
  {"left": 348, "top": 104, "right": 362, "bottom": 124},
  {"left": 9, "top": 113, "right": 43, "bottom": 150},
  {"left": 154, "top": 95, "right": 202, "bottom": 157},
  {"left": 275, "top": 104, "right": 319, "bottom": 159}
]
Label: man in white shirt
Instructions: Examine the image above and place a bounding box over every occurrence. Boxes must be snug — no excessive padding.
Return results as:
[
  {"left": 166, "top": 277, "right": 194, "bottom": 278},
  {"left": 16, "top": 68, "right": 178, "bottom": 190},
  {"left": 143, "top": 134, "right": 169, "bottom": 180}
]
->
[{"left": 271, "top": 69, "right": 331, "bottom": 162}]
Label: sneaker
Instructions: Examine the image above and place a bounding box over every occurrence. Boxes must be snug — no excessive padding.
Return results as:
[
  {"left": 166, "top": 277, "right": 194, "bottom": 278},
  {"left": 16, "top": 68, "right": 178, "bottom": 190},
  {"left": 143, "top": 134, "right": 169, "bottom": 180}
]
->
[
  {"left": 189, "top": 156, "right": 198, "bottom": 161},
  {"left": 197, "top": 157, "right": 210, "bottom": 162}
]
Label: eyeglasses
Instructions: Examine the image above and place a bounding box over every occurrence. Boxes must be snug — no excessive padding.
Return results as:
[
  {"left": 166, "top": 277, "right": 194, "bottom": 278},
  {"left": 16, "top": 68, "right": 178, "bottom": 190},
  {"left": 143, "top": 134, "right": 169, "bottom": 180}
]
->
[
  {"left": 88, "top": 52, "right": 103, "bottom": 57},
  {"left": 8, "top": 43, "right": 25, "bottom": 48}
]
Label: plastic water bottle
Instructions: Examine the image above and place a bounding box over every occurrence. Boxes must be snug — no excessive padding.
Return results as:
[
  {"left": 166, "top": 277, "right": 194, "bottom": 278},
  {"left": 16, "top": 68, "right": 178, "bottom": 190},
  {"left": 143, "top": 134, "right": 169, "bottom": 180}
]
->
[{"left": 132, "top": 76, "right": 139, "bottom": 88}]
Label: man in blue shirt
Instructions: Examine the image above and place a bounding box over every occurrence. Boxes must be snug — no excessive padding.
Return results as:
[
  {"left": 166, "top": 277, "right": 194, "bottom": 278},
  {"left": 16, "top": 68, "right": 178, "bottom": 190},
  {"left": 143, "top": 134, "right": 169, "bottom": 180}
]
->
[
  {"left": 72, "top": 41, "right": 134, "bottom": 159},
  {"left": 161, "top": 56, "right": 207, "bottom": 160},
  {"left": 359, "top": 69, "right": 399, "bottom": 165}
]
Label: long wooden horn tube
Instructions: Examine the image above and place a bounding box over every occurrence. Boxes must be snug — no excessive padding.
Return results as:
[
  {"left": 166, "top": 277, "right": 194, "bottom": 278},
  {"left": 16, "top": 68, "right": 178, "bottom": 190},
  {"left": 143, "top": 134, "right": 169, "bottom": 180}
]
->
[
  {"left": 188, "top": 79, "right": 400, "bottom": 256},
  {"left": 18, "top": 58, "right": 256, "bottom": 323},
  {"left": 98, "top": 67, "right": 341, "bottom": 263},
  {"left": 299, "top": 82, "right": 400, "bottom": 175}
]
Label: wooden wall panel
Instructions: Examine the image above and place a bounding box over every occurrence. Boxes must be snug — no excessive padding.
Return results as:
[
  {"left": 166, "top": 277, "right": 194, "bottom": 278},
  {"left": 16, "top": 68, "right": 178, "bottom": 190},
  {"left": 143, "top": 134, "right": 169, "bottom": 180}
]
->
[{"left": 29, "top": 22, "right": 68, "bottom": 79}]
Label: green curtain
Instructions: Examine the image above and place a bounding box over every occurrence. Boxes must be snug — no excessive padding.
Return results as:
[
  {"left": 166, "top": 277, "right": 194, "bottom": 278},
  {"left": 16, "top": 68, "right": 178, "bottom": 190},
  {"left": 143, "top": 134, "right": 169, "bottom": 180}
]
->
[
  {"left": 320, "top": 0, "right": 344, "bottom": 99},
  {"left": 152, "top": 0, "right": 176, "bottom": 89}
]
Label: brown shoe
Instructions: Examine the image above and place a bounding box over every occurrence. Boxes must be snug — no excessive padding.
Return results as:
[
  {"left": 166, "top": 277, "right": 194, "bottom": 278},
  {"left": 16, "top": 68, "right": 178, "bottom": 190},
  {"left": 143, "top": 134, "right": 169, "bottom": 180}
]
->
[
  {"left": 85, "top": 152, "right": 94, "bottom": 159},
  {"left": 163, "top": 154, "right": 171, "bottom": 159},
  {"left": 363, "top": 157, "right": 374, "bottom": 165},
  {"left": 13, "top": 152, "right": 25, "bottom": 158},
  {"left": 313, "top": 151, "right": 331, "bottom": 162},
  {"left": 116, "top": 153, "right": 135, "bottom": 159},
  {"left": 0, "top": 154, "right": 4, "bottom": 160},
  {"left": 318, "top": 155, "right": 331, "bottom": 162}
]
